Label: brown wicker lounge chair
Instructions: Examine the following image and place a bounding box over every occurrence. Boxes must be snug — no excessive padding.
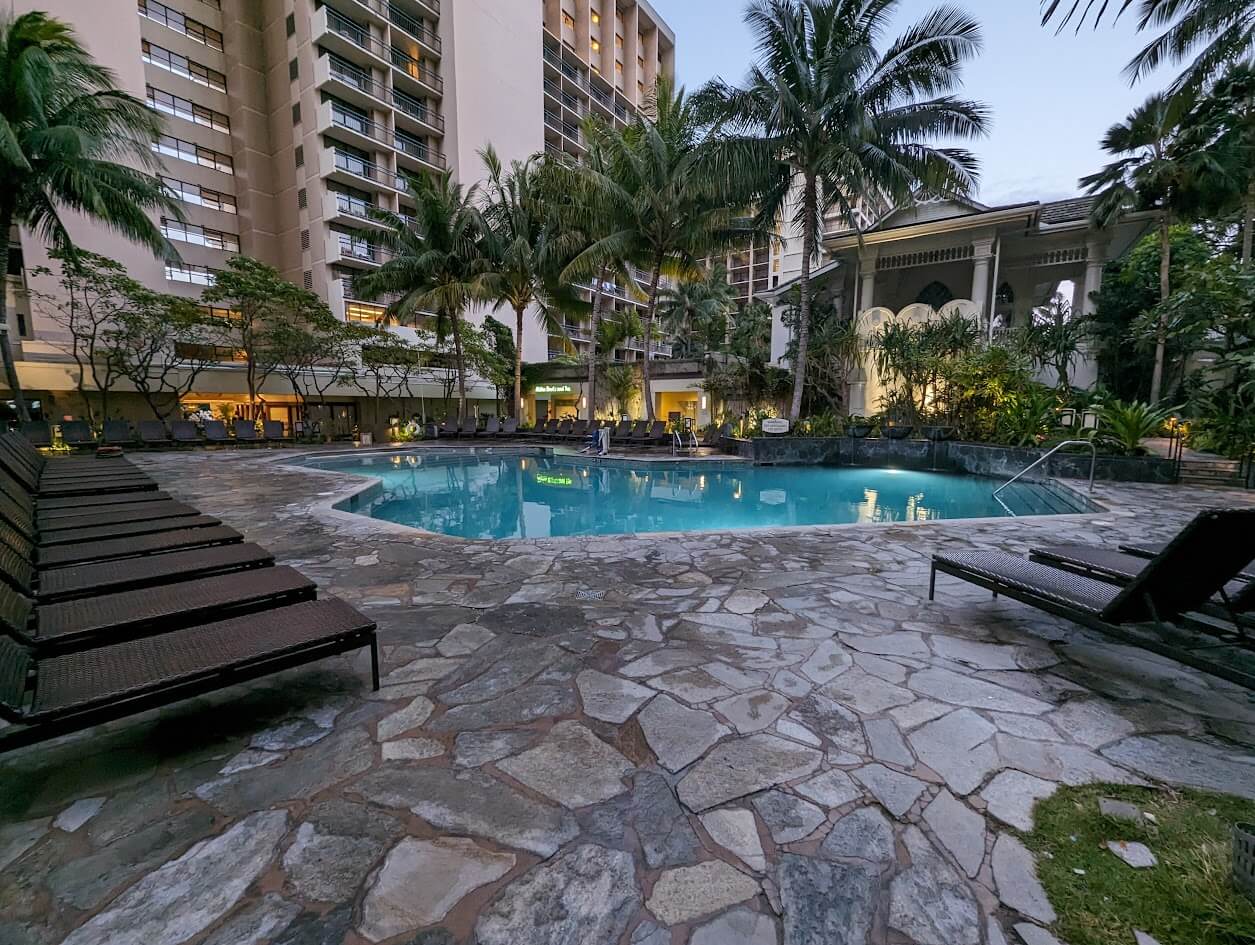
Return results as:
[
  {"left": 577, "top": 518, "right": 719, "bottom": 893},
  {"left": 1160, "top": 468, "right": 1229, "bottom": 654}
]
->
[
  {"left": 477, "top": 416, "right": 501, "bottom": 437},
  {"left": 34, "top": 525, "right": 243, "bottom": 569},
  {"left": 13, "top": 542, "right": 276, "bottom": 603},
  {"left": 171, "top": 420, "right": 202, "bottom": 446},
  {"left": 1, "top": 566, "right": 316, "bottom": 655},
  {"left": 563, "top": 419, "right": 589, "bottom": 442},
  {"left": 262, "top": 420, "right": 293, "bottom": 444},
  {"left": 59, "top": 421, "right": 97, "bottom": 449},
  {"left": 645, "top": 420, "right": 669, "bottom": 445},
  {"left": 234, "top": 419, "right": 263, "bottom": 445},
  {"left": 203, "top": 420, "right": 232, "bottom": 446},
  {"left": 138, "top": 421, "right": 172, "bottom": 448},
  {"left": 19, "top": 422, "right": 52, "bottom": 448},
  {"left": 501, "top": 417, "right": 519, "bottom": 437},
  {"left": 610, "top": 419, "right": 632, "bottom": 440},
  {"left": 0, "top": 597, "right": 378, "bottom": 751},
  {"left": 931, "top": 508, "right": 1255, "bottom": 687},
  {"left": 102, "top": 421, "right": 136, "bottom": 447},
  {"left": 548, "top": 419, "right": 573, "bottom": 441},
  {"left": 36, "top": 515, "right": 222, "bottom": 548},
  {"left": 627, "top": 420, "right": 650, "bottom": 444},
  {"left": 32, "top": 491, "right": 173, "bottom": 512},
  {"left": 36, "top": 501, "right": 201, "bottom": 531}
]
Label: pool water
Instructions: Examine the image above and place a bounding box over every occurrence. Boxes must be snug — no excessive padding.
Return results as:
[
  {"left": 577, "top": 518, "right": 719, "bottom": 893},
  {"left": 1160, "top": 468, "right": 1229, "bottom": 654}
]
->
[{"left": 306, "top": 452, "right": 1091, "bottom": 540}]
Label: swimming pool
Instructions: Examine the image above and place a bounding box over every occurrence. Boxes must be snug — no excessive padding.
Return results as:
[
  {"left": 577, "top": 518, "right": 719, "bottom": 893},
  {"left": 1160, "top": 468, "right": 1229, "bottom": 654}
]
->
[{"left": 302, "top": 451, "right": 1092, "bottom": 540}]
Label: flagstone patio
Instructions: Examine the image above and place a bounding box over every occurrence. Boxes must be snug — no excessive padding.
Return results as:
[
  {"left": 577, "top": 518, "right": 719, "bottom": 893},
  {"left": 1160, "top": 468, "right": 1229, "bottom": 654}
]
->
[{"left": 3, "top": 447, "right": 1254, "bottom": 945}]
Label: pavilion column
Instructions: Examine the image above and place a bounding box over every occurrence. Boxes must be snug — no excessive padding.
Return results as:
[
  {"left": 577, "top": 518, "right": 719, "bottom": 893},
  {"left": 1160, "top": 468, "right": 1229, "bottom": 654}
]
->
[
  {"left": 1081, "top": 239, "right": 1107, "bottom": 315},
  {"left": 969, "top": 237, "right": 995, "bottom": 318},
  {"left": 857, "top": 250, "right": 878, "bottom": 314}
]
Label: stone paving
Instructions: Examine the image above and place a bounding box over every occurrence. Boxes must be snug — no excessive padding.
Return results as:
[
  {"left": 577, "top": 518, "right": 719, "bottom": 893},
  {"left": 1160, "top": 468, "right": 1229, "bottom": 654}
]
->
[{"left": 4, "top": 447, "right": 1255, "bottom": 945}]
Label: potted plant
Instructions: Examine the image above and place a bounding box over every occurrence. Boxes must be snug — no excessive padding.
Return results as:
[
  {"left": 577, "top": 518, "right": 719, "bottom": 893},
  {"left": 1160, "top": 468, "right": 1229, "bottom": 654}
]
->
[
  {"left": 919, "top": 411, "right": 954, "bottom": 441},
  {"left": 879, "top": 391, "right": 915, "bottom": 439},
  {"left": 845, "top": 414, "right": 875, "bottom": 438}
]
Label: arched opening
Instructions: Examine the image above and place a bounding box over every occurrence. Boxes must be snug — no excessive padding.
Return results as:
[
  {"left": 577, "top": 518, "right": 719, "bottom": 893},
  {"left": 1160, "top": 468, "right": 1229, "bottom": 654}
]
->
[{"left": 915, "top": 281, "right": 954, "bottom": 310}]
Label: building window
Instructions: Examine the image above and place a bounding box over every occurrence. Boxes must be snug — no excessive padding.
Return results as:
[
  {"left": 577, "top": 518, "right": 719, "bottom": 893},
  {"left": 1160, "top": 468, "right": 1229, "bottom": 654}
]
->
[
  {"left": 152, "top": 135, "right": 234, "bottom": 174},
  {"left": 289, "top": 58, "right": 299, "bottom": 80},
  {"left": 561, "top": 11, "right": 575, "bottom": 29},
  {"left": 161, "top": 176, "right": 237, "bottom": 213},
  {"left": 291, "top": 103, "right": 301, "bottom": 124},
  {"left": 615, "top": 60, "right": 623, "bottom": 75},
  {"left": 165, "top": 262, "right": 218, "bottom": 286},
  {"left": 285, "top": 12, "right": 296, "bottom": 36},
  {"left": 294, "top": 145, "right": 304, "bottom": 167},
  {"left": 615, "top": 34, "right": 623, "bottom": 48},
  {"left": 346, "top": 301, "right": 386, "bottom": 324},
  {"left": 175, "top": 341, "right": 246, "bottom": 361},
  {"left": 137, "top": 0, "right": 223, "bottom": 51},
  {"left": 161, "top": 217, "right": 240, "bottom": 252},
  {"left": 141, "top": 41, "right": 227, "bottom": 92},
  {"left": 591, "top": 10, "right": 601, "bottom": 24},
  {"left": 201, "top": 305, "right": 238, "bottom": 320},
  {"left": 591, "top": 40, "right": 600, "bottom": 52},
  {"left": 147, "top": 86, "right": 230, "bottom": 133}
]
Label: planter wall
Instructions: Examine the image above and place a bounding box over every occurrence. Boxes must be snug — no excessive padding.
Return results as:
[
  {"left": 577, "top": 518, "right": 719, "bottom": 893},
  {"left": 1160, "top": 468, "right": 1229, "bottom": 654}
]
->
[{"left": 724, "top": 436, "right": 1179, "bottom": 484}]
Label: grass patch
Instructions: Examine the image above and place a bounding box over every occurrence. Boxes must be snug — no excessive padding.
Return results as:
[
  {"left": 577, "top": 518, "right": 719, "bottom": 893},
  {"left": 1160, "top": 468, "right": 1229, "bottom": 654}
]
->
[{"left": 1024, "top": 783, "right": 1255, "bottom": 945}]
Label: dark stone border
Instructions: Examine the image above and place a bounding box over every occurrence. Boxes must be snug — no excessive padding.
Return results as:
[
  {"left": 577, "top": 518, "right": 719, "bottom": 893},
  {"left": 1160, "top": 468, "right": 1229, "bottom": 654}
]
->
[{"left": 725, "top": 436, "right": 1179, "bottom": 484}]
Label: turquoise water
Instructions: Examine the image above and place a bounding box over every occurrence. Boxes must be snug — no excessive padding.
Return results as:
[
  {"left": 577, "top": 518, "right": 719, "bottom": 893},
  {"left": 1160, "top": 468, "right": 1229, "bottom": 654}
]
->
[{"left": 305, "top": 452, "right": 1090, "bottom": 540}]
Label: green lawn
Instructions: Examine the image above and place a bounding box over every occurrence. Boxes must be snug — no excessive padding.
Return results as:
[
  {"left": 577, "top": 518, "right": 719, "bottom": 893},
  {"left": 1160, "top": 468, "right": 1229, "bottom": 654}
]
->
[{"left": 1024, "top": 784, "right": 1255, "bottom": 945}]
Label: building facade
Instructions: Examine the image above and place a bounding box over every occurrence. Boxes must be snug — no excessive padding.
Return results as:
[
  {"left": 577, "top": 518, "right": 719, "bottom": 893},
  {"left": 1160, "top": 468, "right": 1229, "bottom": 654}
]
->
[{"left": 6, "top": 0, "right": 678, "bottom": 432}]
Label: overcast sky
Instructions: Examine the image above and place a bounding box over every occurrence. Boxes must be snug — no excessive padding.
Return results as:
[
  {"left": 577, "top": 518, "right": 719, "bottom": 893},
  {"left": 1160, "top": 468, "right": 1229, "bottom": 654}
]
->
[{"left": 650, "top": 0, "right": 1175, "bottom": 206}]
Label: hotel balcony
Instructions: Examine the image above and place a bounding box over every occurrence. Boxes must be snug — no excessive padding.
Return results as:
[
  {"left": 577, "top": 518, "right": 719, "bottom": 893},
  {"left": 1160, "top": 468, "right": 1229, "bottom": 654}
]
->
[
  {"left": 401, "top": 0, "right": 439, "bottom": 20},
  {"left": 394, "top": 133, "right": 446, "bottom": 174},
  {"left": 544, "top": 78, "right": 587, "bottom": 118},
  {"left": 319, "top": 100, "right": 390, "bottom": 152},
  {"left": 623, "top": 336, "right": 673, "bottom": 358},
  {"left": 323, "top": 189, "right": 390, "bottom": 230},
  {"left": 316, "top": 54, "right": 392, "bottom": 112},
  {"left": 387, "top": 4, "right": 440, "bottom": 56},
  {"left": 544, "top": 109, "right": 583, "bottom": 147},
  {"left": 330, "top": 0, "right": 388, "bottom": 29},
  {"left": 326, "top": 230, "right": 391, "bottom": 269},
  {"left": 393, "top": 89, "right": 443, "bottom": 136},
  {"left": 314, "top": 6, "right": 390, "bottom": 70},
  {"left": 390, "top": 47, "right": 443, "bottom": 97},
  {"left": 322, "top": 146, "right": 396, "bottom": 195}
]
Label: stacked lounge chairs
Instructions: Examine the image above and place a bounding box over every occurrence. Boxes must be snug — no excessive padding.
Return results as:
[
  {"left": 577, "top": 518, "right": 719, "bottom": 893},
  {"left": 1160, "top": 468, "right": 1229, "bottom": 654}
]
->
[
  {"left": 0, "top": 432, "right": 378, "bottom": 752},
  {"left": 930, "top": 508, "right": 1255, "bottom": 687}
]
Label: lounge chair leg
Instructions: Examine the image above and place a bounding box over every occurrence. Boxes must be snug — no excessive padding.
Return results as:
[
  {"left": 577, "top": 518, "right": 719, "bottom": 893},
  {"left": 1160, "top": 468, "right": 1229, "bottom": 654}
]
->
[
  {"left": 370, "top": 637, "right": 380, "bottom": 691},
  {"left": 928, "top": 565, "right": 936, "bottom": 601}
]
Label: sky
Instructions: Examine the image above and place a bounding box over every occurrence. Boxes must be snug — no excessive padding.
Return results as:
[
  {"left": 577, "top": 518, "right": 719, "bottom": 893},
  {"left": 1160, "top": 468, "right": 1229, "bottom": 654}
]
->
[{"left": 650, "top": 0, "right": 1175, "bottom": 206}]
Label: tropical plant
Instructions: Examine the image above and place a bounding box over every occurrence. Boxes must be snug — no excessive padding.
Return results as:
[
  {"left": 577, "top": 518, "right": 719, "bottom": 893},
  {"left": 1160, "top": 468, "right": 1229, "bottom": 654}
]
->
[
  {"left": 359, "top": 170, "right": 488, "bottom": 417},
  {"left": 1019, "top": 294, "right": 1092, "bottom": 391},
  {"left": 478, "top": 147, "right": 575, "bottom": 418},
  {"left": 658, "top": 266, "right": 738, "bottom": 357},
  {"left": 201, "top": 255, "right": 332, "bottom": 419},
  {"left": 728, "top": 300, "right": 773, "bottom": 361},
  {"left": 995, "top": 384, "right": 1058, "bottom": 447},
  {"left": 1096, "top": 398, "right": 1177, "bottom": 454},
  {"left": 781, "top": 288, "right": 862, "bottom": 415},
  {"left": 0, "top": 11, "right": 182, "bottom": 420},
  {"left": 602, "top": 364, "right": 640, "bottom": 417},
  {"left": 568, "top": 79, "right": 756, "bottom": 420},
  {"left": 1186, "top": 385, "right": 1255, "bottom": 457},
  {"left": 1042, "top": 0, "right": 1255, "bottom": 93},
  {"left": 698, "top": 0, "right": 988, "bottom": 421},
  {"left": 1082, "top": 92, "right": 1208, "bottom": 402},
  {"left": 270, "top": 310, "right": 365, "bottom": 429}
]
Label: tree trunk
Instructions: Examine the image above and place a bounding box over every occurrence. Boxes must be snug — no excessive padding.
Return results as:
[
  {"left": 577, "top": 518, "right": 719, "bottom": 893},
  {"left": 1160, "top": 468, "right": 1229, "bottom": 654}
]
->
[
  {"left": 1149, "top": 215, "right": 1172, "bottom": 403},
  {"left": 513, "top": 303, "right": 525, "bottom": 419},
  {"left": 586, "top": 268, "right": 606, "bottom": 422},
  {"left": 1244, "top": 180, "right": 1255, "bottom": 267},
  {"left": 0, "top": 209, "right": 30, "bottom": 423},
  {"left": 789, "top": 180, "right": 817, "bottom": 422},
  {"left": 450, "top": 310, "right": 468, "bottom": 417},
  {"left": 641, "top": 262, "right": 662, "bottom": 422}
]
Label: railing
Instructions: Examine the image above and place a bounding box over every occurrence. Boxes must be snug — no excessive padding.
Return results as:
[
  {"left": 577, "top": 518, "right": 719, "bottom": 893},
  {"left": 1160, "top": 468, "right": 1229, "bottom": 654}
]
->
[
  {"left": 390, "top": 47, "right": 443, "bottom": 93},
  {"left": 394, "top": 134, "right": 446, "bottom": 168},
  {"left": 333, "top": 150, "right": 389, "bottom": 184},
  {"left": 393, "top": 90, "right": 443, "bottom": 130},
  {"left": 993, "top": 439, "right": 1098, "bottom": 498},
  {"left": 388, "top": 5, "right": 440, "bottom": 51},
  {"left": 329, "top": 107, "right": 389, "bottom": 144},
  {"left": 333, "top": 192, "right": 377, "bottom": 220},
  {"left": 327, "top": 58, "right": 391, "bottom": 102},
  {"left": 337, "top": 233, "right": 384, "bottom": 263},
  {"left": 324, "top": 8, "right": 388, "bottom": 58}
]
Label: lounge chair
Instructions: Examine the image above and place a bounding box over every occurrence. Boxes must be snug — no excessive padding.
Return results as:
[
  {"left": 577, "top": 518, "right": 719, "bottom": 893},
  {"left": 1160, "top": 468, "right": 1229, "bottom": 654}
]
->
[
  {"left": 477, "top": 416, "right": 501, "bottom": 437},
  {"left": 171, "top": 420, "right": 202, "bottom": 446},
  {"left": 31, "top": 491, "right": 173, "bottom": 512},
  {"left": 138, "top": 421, "right": 172, "bottom": 448},
  {"left": 0, "top": 597, "right": 377, "bottom": 751},
  {"left": 203, "top": 420, "right": 232, "bottom": 446},
  {"left": 439, "top": 412, "right": 459, "bottom": 436},
  {"left": 548, "top": 419, "right": 573, "bottom": 442},
  {"left": 501, "top": 418, "right": 519, "bottom": 437},
  {"left": 0, "top": 464, "right": 155, "bottom": 501},
  {"left": 101, "top": 421, "right": 135, "bottom": 447},
  {"left": 36, "top": 502, "right": 202, "bottom": 531},
  {"left": 1, "top": 566, "right": 316, "bottom": 655},
  {"left": 34, "top": 525, "right": 243, "bottom": 569},
  {"left": 528, "top": 419, "right": 558, "bottom": 439},
  {"left": 457, "top": 416, "right": 479, "bottom": 438},
  {"left": 59, "top": 421, "right": 96, "bottom": 449},
  {"left": 626, "top": 421, "right": 650, "bottom": 445},
  {"left": 0, "top": 436, "right": 146, "bottom": 487},
  {"left": 36, "top": 515, "right": 221, "bottom": 549},
  {"left": 645, "top": 420, "right": 669, "bottom": 445},
  {"left": 563, "top": 419, "right": 589, "bottom": 442},
  {"left": 262, "top": 420, "right": 293, "bottom": 445},
  {"left": 19, "top": 422, "right": 52, "bottom": 448},
  {"left": 930, "top": 508, "right": 1255, "bottom": 687},
  {"left": 610, "top": 420, "right": 632, "bottom": 441},
  {"left": 234, "top": 419, "right": 262, "bottom": 446}
]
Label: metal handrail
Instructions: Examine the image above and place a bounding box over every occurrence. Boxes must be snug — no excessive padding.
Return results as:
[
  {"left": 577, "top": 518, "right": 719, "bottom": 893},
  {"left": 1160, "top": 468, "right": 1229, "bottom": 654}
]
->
[{"left": 993, "top": 439, "right": 1097, "bottom": 497}]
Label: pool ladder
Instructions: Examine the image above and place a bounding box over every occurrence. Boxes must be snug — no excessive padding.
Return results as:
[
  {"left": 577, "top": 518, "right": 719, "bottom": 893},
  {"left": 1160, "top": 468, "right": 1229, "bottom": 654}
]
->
[{"left": 992, "top": 439, "right": 1097, "bottom": 515}]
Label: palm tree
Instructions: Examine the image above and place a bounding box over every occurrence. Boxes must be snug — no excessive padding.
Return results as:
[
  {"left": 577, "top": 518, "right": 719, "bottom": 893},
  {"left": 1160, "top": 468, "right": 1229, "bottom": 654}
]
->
[
  {"left": 658, "top": 266, "right": 739, "bottom": 357},
  {"left": 1042, "top": 0, "right": 1255, "bottom": 92},
  {"left": 477, "top": 147, "right": 575, "bottom": 419},
  {"left": 698, "top": 0, "right": 988, "bottom": 422},
  {"left": 1082, "top": 92, "right": 1201, "bottom": 402},
  {"left": 568, "top": 80, "right": 755, "bottom": 421},
  {"left": 359, "top": 171, "right": 487, "bottom": 418},
  {"left": 0, "top": 11, "right": 181, "bottom": 421}
]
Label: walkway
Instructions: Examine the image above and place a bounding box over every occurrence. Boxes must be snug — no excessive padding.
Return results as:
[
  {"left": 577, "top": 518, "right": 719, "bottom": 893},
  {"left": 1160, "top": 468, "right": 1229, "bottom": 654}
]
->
[{"left": 2, "top": 448, "right": 1254, "bottom": 945}]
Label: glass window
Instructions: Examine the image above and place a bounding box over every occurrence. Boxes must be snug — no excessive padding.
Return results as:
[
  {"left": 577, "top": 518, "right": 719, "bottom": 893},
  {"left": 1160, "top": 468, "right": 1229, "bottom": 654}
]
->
[
  {"left": 161, "top": 176, "right": 237, "bottom": 213},
  {"left": 147, "top": 86, "right": 230, "bottom": 133},
  {"left": 152, "top": 135, "right": 234, "bottom": 174},
  {"left": 142, "top": 40, "right": 227, "bottom": 92},
  {"left": 138, "top": 0, "right": 223, "bottom": 50},
  {"left": 161, "top": 217, "right": 240, "bottom": 252},
  {"left": 165, "top": 262, "right": 218, "bottom": 285}
]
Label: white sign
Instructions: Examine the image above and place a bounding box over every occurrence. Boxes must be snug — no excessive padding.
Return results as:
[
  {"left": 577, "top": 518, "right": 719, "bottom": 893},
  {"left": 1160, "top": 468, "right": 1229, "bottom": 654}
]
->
[{"left": 761, "top": 418, "right": 791, "bottom": 435}]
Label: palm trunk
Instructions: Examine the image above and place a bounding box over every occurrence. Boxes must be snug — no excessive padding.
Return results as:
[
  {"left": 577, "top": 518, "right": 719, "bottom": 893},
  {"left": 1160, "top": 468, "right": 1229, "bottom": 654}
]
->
[
  {"left": 788, "top": 177, "right": 817, "bottom": 422},
  {"left": 0, "top": 209, "right": 29, "bottom": 423},
  {"left": 513, "top": 302, "right": 525, "bottom": 419},
  {"left": 641, "top": 262, "right": 662, "bottom": 422},
  {"left": 1149, "top": 215, "right": 1172, "bottom": 403},
  {"left": 586, "top": 268, "right": 606, "bottom": 422},
  {"left": 450, "top": 310, "right": 468, "bottom": 417},
  {"left": 1243, "top": 180, "right": 1255, "bottom": 267}
]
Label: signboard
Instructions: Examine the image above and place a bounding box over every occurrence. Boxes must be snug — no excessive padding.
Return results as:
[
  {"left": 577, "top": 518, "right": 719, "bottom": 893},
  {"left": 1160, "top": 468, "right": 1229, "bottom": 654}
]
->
[
  {"left": 535, "top": 384, "right": 573, "bottom": 395},
  {"left": 761, "top": 418, "right": 791, "bottom": 435},
  {"left": 535, "top": 473, "right": 574, "bottom": 487}
]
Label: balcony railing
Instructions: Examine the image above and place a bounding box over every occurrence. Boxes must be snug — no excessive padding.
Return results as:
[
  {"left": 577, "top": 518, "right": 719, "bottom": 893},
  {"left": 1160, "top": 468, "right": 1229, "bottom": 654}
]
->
[
  {"left": 334, "top": 192, "right": 377, "bottom": 221},
  {"left": 393, "top": 91, "right": 444, "bottom": 131},
  {"left": 388, "top": 4, "right": 440, "bottom": 52},
  {"left": 324, "top": 8, "right": 388, "bottom": 59},
  {"left": 326, "top": 58, "right": 391, "bottom": 103},
  {"left": 390, "top": 48, "right": 443, "bottom": 93},
  {"left": 394, "top": 134, "right": 446, "bottom": 168},
  {"left": 544, "top": 110, "right": 582, "bottom": 143},
  {"left": 544, "top": 79, "right": 585, "bottom": 116},
  {"left": 337, "top": 233, "right": 385, "bottom": 263},
  {"left": 329, "top": 107, "right": 389, "bottom": 145},
  {"left": 333, "top": 149, "right": 389, "bottom": 184}
]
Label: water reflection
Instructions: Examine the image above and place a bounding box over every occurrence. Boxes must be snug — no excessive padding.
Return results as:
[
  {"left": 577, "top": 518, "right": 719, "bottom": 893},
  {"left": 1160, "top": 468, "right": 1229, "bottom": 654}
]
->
[{"left": 313, "top": 455, "right": 1084, "bottom": 540}]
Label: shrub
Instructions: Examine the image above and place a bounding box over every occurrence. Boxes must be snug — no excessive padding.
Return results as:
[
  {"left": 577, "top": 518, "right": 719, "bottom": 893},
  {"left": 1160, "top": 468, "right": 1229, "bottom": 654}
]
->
[{"left": 1096, "top": 399, "right": 1177, "bottom": 455}]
